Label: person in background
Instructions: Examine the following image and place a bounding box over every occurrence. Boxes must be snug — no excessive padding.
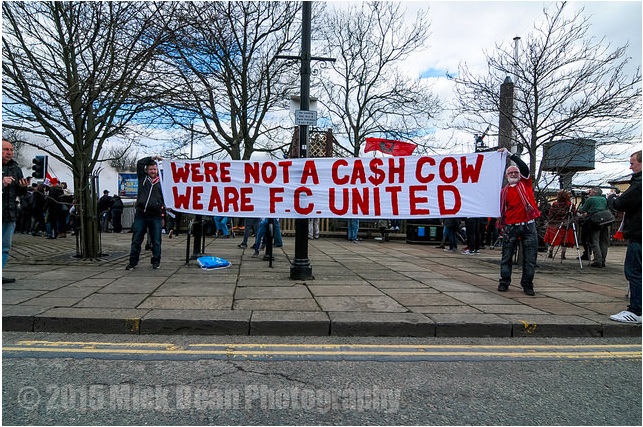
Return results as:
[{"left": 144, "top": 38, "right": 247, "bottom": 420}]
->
[
  {"left": 31, "top": 183, "right": 46, "bottom": 236},
  {"left": 308, "top": 218, "right": 320, "bottom": 240},
  {"left": 97, "top": 189, "right": 112, "bottom": 232},
  {"left": 214, "top": 216, "right": 230, "bottom": 238},
  {"left": 238, "top": 217, "right": 260, "bottom": 249},
  {"left": 111, "top": 194, "right": 124, "bottom": 233},
  {"left": 544, "top": 190, "right": 576, "bottom": 260},
  {"left": 126, "top": 155, "right": 164, "bottom": 270},
  {"left": 2, "top": 139, "right": 30, "bottom": 283},
  {"left": 348, "top": 218, "right": 360, "bottom": 243},
  {"left": 443, "top": 218, "right": 459, "bottom": 253},
  {"left": 497, "top": 148, "right": 540, "bottom": 296},
  {"left": 57, "top": 182, "right": 73, "bottom": 237},
  {"left": 578, "top": 187, "right": 610, "bottom": 268},
  {"left": 607, "top": 150, "right": 641, "bottom": 324}
]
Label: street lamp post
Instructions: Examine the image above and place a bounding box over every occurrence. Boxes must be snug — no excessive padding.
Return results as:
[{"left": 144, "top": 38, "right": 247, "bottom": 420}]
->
[{"left": 290, "top": 1, "right": 313, "bottom": 280}]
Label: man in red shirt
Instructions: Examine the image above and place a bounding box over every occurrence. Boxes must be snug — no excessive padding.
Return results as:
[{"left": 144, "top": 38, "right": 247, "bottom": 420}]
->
[{"left": 497, "top": 148, "right": 541, "bottom": 296}]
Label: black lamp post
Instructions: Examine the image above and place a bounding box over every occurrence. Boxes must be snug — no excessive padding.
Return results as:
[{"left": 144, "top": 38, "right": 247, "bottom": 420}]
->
[{"left": 290, "top": 1, "right": 313, "bottom": 280}]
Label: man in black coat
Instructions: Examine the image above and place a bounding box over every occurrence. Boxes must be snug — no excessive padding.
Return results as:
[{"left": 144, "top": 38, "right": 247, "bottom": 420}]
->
[
  {"left": 608, "top": 150, "right": 642, "bottom": 324},
  {"left": 126, "top": 156, "right": 164, "bottom": 270},
  {"left": 2, "top": 140, "right": 30, "bottom": 283}
]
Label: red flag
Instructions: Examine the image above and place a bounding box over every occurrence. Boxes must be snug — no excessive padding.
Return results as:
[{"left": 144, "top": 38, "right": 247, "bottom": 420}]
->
[
  {"left": 365, "top": 138, "right": 417, "bottom": 156},
  {"left": 45, "top": 171, "right": 58, "bottom": 186}
]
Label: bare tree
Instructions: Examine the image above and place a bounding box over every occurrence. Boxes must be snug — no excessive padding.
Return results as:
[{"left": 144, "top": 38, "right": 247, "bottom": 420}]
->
[
  {"left": 318, "top": 2, "right": 440, "bottom": 157},
  {"left": 452, "top": 2, "right": 641, "bottom": 190},
  {"left": 2, "top": 1, "right": 174, "bottom": 258},
  {"left": 157, "top": 1, "right": 301, "bottom": 160}
]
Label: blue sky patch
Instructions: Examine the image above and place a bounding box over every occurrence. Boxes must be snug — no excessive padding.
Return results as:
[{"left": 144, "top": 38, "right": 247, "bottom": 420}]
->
[{"left": 419, "top": 68, "right": 455, "bottom": 79}]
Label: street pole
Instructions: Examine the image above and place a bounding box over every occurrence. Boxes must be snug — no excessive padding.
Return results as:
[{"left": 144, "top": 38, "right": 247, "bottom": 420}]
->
[{"left": 290, "top": 1, "right": 313, "bottom": 280}]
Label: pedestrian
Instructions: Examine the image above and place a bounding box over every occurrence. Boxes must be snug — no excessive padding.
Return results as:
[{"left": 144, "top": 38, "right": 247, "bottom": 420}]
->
[
  {"left": 251, "top": 218, "right": 282, "bottom": 258},
  {"left": 214, "top": 216, "right": 230, "bottom": 238},
  {"left": 544, "top": 190, "right": 576, "bottom": 260},
  {"left": 463, "top": 217, "right": 482, "bottom": 254},
  {"left": 17, "top": 186, "right": 34, "bottom": 234},
  {"left": 58, "top": 182, "right": 73, "bottom": 237},
  {"left": 238, "top": 217, "right": 260, "bottom": 248},
  {"left": 578, "top": 187, "right": 610, "bottom": 267},
  {"left": 348, "top": 218, "right": 360, "bottom": 243},
  {"left": 308, "top": 218, "right": 320, "bottom": 239},
  {"left": 497, "top": 148, "right": 541, "bottom": 296},
  {"left": 165, "top": 208, "right": 181, "bottom": 238},
  {"left": 607, "top": 150, "right": 641, "bottom": 324},
  {"left": 126, "top": 155, "right": 164, "bottom": 270},
  {"left": 97, "top": 190, "right": 112, "bottom": 232},
  {"left": 44, "top": 182, "right": 62, "bottom": 239},
  {"left": 110, "top": 194, "right": 124, "bottom": 233},
  {"left": 443, "top": 218, "right": 459, "bottom": 252},
  {"left": 2, "top": 139, "right": 30, "bottom": 283},
  {"left": 31, "top": 184, "right": 46, "bottom": 236}
]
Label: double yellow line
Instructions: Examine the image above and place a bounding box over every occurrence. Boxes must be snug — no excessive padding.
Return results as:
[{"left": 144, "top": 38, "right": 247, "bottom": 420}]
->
[{"left": 3, "top": 341, "right": 641, "bottom": 361}]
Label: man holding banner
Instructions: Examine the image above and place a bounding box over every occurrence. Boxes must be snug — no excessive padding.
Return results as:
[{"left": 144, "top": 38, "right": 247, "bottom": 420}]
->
[{"left": 497, "top": 148, "right": 540, "bottom": 296}]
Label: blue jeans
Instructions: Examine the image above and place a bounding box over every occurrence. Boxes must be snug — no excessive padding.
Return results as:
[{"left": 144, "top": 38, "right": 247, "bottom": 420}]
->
[
  {"left": 2, "top": 221, "right": 16, "bottom": 268},
  {"left": 253, "top": 219, "right": 282, "bottom": 253},
  {"left": 625, "top": 241, "right": 642, "bottom": 315},
  {"left": 241, "top": 218, "right": 261, "bottom": 246},
  {"left": 445, "top": 227, "right": 457, "bottom": 249},
  {"left": 214, "top": 216, "right": 229, "bottom": 236},
  {"left": 129, "top": 214, "right": 162, "bottom": 266},
  {"left": 348, "top": 219, "right": 359, "bottom": 241},
  {"left": 499, "top": 222, "right": 538, "bottom": 289}
]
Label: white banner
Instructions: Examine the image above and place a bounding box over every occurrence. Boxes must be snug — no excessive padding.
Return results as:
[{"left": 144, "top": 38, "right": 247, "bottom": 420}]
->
[{"left": 160, "top": 152, "right": 507, "bottom": 219}]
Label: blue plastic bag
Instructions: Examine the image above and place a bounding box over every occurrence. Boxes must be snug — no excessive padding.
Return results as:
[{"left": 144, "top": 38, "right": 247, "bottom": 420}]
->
[{"left": 197, "top": 256, "right": 231, "bottom": 270}]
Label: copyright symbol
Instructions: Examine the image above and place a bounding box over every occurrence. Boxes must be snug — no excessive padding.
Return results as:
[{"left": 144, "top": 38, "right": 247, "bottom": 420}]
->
[{"left": 18, "top": 387, "right": 41, "bottom": 410}]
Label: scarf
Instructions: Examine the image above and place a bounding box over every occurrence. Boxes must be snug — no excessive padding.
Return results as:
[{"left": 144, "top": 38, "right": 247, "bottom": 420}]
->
[{"left": 500, "top": 179, "right": 540, "bottom": 226}]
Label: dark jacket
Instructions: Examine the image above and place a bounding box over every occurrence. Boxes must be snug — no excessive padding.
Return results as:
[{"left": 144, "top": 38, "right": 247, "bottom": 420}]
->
[
  {"left": 608, "top": 171, "right": 641, "bottom": 242},
  {"left": 2, "top": 159, "right": 27, "bottom": 222},
  {"left": 111, "top": 196, "right": 124, "bottom": 210},
  {"left": 136, "top": 157, "right": 164, "bottom": 217}
]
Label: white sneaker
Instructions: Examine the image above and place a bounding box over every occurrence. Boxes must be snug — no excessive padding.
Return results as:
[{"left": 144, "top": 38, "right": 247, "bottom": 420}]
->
[{"left": 610, "top": 310, "right": 642, "bottom": 324}]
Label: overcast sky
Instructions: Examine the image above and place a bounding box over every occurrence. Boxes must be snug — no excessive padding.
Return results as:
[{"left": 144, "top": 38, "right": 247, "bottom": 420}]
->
[{"left": 388, "top": 0, "right": 642, "bottom": 182}]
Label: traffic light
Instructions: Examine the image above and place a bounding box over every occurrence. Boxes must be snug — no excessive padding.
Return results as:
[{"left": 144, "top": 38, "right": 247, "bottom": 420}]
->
[{"left": 32, "top": 155, "right": 48, "bottom": 179}]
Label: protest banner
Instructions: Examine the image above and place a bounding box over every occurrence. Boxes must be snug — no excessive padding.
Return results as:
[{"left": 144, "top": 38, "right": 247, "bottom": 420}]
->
[{"left": 160, "top": 152, "right": 507, "bottom": 219}]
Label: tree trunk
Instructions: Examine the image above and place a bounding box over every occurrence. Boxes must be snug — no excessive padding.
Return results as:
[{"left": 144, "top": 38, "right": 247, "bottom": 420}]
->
[{"left": 74, "top": 170, "right": 101, "bottom": 259}]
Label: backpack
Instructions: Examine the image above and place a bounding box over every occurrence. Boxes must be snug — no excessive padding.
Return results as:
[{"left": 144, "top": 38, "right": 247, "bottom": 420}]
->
[{"left": 589, "top": 210, "right": 615, "bottom": 226}]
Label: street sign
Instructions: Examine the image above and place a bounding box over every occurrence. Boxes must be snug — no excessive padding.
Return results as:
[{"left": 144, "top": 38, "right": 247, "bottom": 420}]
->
[{"left": 295, "top": 110, "right": 317, "bottom": 126}]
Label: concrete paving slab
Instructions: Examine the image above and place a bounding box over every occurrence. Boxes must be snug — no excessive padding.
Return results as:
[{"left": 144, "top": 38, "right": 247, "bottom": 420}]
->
[
  {"left": 308, "top": 285, "right": 385, "bottom": 297},
  {"left": 386, "top": 292, "right": 465, "bottom": 307},
  {"left": 75, "top": 293, "right": 148, "bottom": 309},
  {"left": 235, "top": 286, "right": 311, "bottom": 299},
  {"left": 315, "top": 296, "right": 408, "bottom": 312},
  {"left": 234, "top": 299, "right": 320, "bottom": 311},
  {"left": 153, "top": 282, "right": 236, "bottom": 297},
  {"left": 2, "top": 290, "right": 48, "bottom": 304},
  {"left": 138, "top": 296, "right": 231, "bottom": 310}
]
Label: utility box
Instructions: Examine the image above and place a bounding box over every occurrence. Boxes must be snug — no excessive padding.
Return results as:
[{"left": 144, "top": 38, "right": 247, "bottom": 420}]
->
[{"left": 406, "top": 219, "right": 443, "bottom": 244}]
